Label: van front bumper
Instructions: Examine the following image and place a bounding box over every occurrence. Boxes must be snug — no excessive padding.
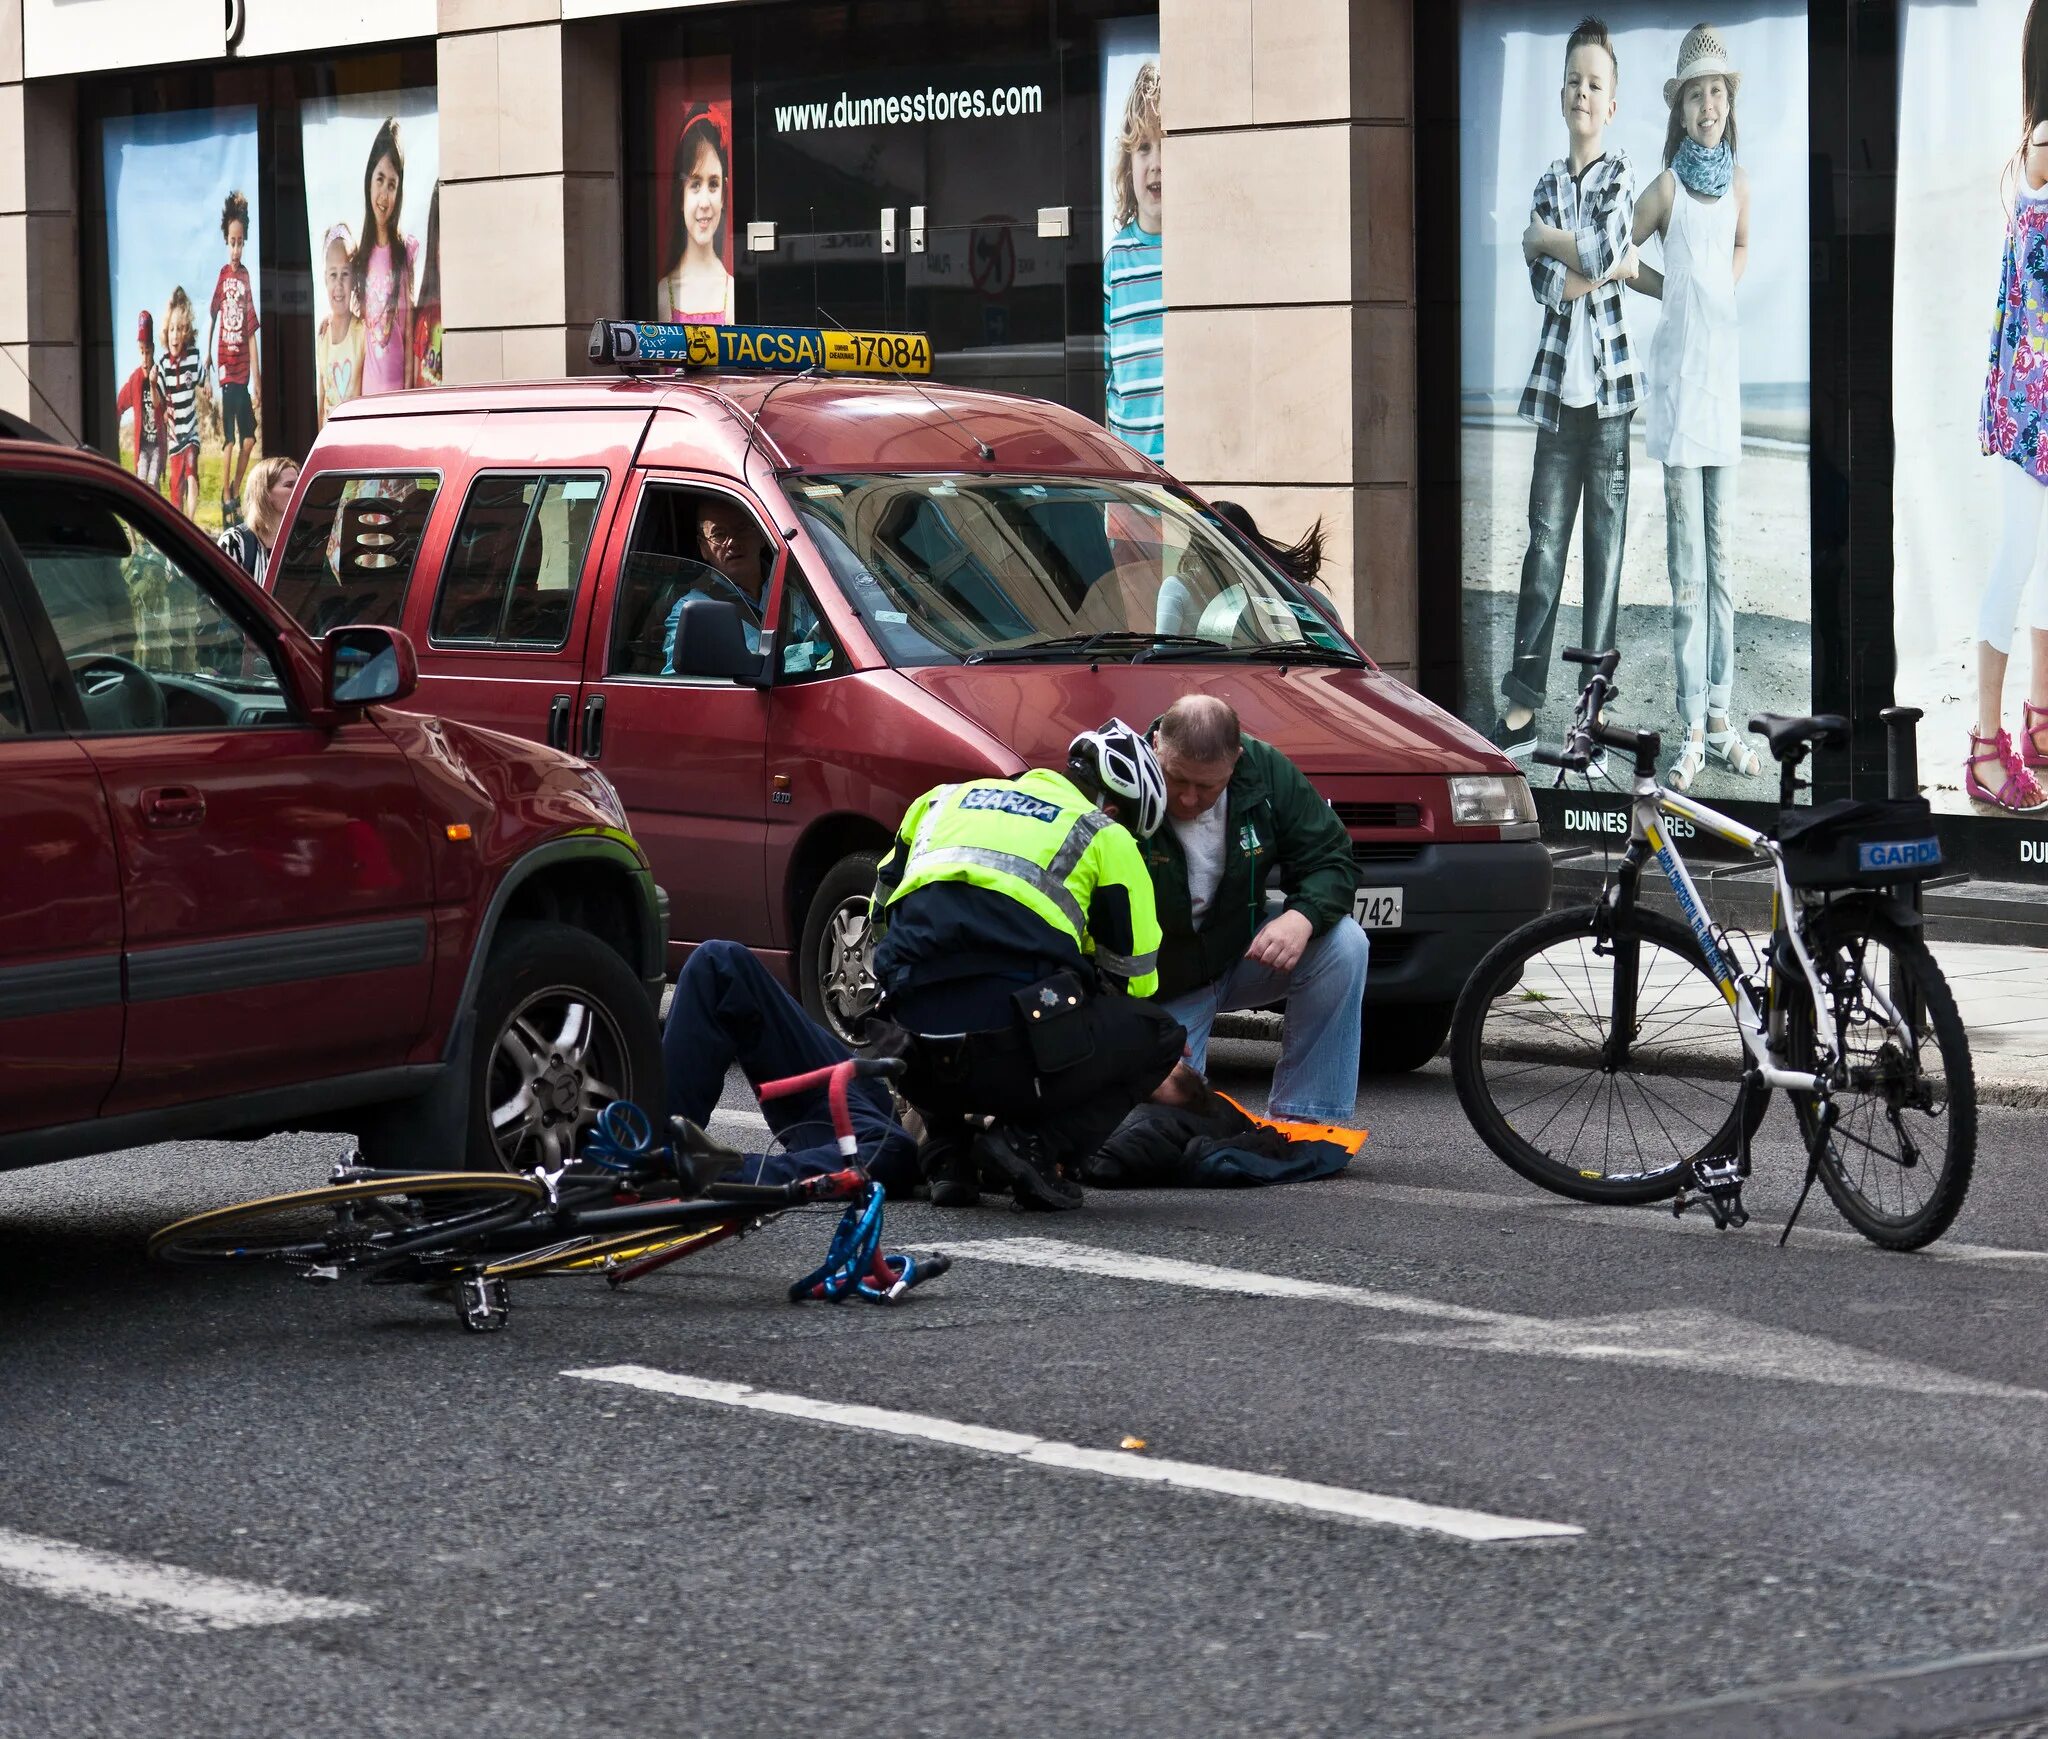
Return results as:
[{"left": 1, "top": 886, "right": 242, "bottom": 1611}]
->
[{"left": 1347, "top": 840, "right": 1552, "bottom": 1007}]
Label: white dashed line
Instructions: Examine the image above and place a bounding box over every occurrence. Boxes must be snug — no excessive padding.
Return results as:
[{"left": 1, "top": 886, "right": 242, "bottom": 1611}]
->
[
  {"left": 944, "top": 1238, "right": 2048, "bottom": 1399},
  {"left": 565, "top": 1365, "right": 1582, "bottom": 1543},
  {"left": 0, "top": 1528, "right": 370, "bottom": 1633}
]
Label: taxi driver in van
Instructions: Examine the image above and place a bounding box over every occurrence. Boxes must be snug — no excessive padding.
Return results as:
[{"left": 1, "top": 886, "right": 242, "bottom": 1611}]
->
[{"left": 663, "top": 497, "right": 772, "bottom": 671}]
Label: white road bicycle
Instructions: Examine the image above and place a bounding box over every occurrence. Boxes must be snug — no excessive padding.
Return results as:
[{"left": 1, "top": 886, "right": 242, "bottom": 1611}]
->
[{"left": 1449, "top": 650, "right": 1976, "bottom": 1250}]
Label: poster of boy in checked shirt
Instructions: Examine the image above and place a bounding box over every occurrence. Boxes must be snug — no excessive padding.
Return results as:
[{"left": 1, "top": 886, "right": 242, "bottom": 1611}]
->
[{"left": 1491, "top": 16, "right": 1655, "bottom": 764}]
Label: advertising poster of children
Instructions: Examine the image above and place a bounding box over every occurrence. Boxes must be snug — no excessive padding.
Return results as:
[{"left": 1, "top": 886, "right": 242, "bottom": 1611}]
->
[
  {"left": 1893, "top": 0, "right": 2048, "bottom": 820},
  {"left": 100, "top": 106, "right": 262, "bottom": 533},
  {"left": 1457, "top": 5, "right": 1811, "bottom": 805},
  {"left": 300, "top": 90, "right": 441, "bottom": 423},
  {"left": 650, "top": 58, "right": 735, "bottom": 325},
  {"left": 1101, "top": 20, "right": 1163, "bottom": 462}
]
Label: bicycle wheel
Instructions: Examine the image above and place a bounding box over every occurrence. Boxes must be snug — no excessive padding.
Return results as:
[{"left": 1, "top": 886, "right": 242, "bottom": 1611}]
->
[
  {"left": 1785, "top": 906, "right": 1976, "bottom": 1250},
  {"left": 1451, "top": 904, "right": 1765, "bottom": 1204},
  {"left": 148, "top": 1173, "right": 545, "bottom": 1270}
]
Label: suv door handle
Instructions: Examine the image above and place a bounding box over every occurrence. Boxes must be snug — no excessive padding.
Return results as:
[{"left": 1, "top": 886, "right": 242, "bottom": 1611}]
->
[
  {"left": 141, "top": 786, "right": 206, "bottom": 828},
  {"left": 580, "top": 693, "right": 606, "bottom": 761},
  {"left": 547, "top": 694, "right": 573, "bottom": 751}
]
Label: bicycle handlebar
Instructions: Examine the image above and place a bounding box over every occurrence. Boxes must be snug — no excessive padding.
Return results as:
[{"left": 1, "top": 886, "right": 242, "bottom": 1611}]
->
[{"left": 1561, "top": 646, "right": 1620, "bottom": 678}]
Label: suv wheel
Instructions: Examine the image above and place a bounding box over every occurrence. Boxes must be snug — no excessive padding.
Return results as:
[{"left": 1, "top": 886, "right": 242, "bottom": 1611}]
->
[
  {"left": 799, "top": 849, "right": 883, "bottom": 1044},
  {"left": 1360, "top": 1000, "right": 1456, "bottom": 1074},
  {"left": 467, "top": 920, "right": 663, "bottom": 1172}
]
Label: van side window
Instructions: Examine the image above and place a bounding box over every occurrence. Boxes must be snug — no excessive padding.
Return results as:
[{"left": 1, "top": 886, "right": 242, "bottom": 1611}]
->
[
  {"left": 431, "top": 473, "right": 604, "bottom": 649},
  {"left": 271, "top": 473, "right": 439, "bottom": 637},
  {"left": 608, "top": 486, "right": 773, "bottom": 678},
  {"left": 777, "top": 569, "right": 839, "bottom": 682}
]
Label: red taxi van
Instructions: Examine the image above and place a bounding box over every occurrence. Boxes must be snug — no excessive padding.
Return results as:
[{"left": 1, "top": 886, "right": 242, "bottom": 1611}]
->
[{"left": 270, "top": 324, "right": 1547, "bottom": 1071}]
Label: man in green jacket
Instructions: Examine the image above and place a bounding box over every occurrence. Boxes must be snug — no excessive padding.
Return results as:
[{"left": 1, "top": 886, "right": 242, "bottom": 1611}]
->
[{"left": 1141, "top": 693, "right": 1366, "bottom": 1125}]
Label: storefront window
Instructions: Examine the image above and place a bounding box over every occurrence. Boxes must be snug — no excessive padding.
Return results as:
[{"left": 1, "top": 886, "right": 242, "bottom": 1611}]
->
[
  {"left": 1451, "top": 6, "right": 1814, "bottom": 830},
  {"left": 623, "top": 1, "right": 1159, "bottom": 434},
  {"left": 81, "top": 49, "right": 438, "bottom": 536},
  {"left": 1892, "top": 0, "right": 2048, "bottom": 850}
]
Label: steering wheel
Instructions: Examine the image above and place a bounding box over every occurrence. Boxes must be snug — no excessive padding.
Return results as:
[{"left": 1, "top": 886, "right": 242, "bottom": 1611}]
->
[{"left": 67, "top": 654, "right": 167, "bottom": 732}]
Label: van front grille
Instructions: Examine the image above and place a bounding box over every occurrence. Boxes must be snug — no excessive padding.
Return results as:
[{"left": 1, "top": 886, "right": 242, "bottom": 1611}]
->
[
  {"left": 1334, "top": 801, "right": 1423, "bottom": 830},
  {"left": 1352, "top": 843, "right": 1425, "bottom": 865}
]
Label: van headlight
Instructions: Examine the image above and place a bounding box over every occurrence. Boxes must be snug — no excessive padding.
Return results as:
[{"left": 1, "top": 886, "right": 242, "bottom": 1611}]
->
[{"left": 1447, "top": 774, "right": 1537, "bottom": 827}]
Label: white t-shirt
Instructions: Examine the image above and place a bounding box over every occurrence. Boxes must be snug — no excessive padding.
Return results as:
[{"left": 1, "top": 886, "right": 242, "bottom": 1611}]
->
[
  {"left": 1560, "top": 295, "right": 1599, "bottom": 409},
  {"left": 1172, "top": 800, "right": 1230, "bottom": 924}
]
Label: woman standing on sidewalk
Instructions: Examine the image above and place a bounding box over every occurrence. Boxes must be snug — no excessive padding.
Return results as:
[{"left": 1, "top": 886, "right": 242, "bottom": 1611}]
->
[{"left": 215, "top": 456, "right": 298, "bottom": 586}]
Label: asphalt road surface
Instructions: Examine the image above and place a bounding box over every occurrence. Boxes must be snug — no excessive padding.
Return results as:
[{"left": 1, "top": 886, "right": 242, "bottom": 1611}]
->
[{"left": 5, "top": 1038, "right": 2048, "bottom": 1739}]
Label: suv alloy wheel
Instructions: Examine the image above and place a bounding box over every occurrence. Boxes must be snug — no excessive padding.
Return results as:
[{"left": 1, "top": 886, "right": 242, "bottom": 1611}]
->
[{"left": 468, "top": 921, "right": 664, "bottom": 1171}]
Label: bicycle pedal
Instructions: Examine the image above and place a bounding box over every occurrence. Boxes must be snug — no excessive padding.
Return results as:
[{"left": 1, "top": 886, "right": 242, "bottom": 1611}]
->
[{"left": 455, "top": 1275, "right": 510, "bottom": 1332}]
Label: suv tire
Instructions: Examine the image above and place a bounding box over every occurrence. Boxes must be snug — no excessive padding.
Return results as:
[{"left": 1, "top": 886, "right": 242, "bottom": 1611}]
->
[
  {"left": 800, "top": 849, "right": 884, "bottom": 1044},
  {"left": 1360, "top": 999, "right": 1455, "bottom": 1074},
  {"left": 465, "top": 920, "right": 664, "bottom": 1172}
]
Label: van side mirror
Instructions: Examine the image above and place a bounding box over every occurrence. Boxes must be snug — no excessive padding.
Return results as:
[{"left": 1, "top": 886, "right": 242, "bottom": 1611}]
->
[
  {"left": 325, "top": 624, "right": 418, "bottom": 708},
  {"left": 671, "top": 598, "right": 765, "bottom": 684}
]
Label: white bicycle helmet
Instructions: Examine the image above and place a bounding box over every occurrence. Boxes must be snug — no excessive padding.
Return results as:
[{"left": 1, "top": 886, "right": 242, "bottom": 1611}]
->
[{"left": 1068, "top": 717, "right": 1168, "bottom": 839}]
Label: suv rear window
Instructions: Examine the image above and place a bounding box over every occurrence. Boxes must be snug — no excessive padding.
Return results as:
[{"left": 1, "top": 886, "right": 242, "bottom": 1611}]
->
[{"left": 271, "top": 473, "right": 439, "bottom": 637}]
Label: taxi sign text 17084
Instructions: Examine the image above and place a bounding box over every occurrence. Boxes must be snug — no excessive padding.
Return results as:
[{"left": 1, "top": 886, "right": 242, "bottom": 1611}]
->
[{"left": 588, "top": 319, "right": 931, "bottom": 376}]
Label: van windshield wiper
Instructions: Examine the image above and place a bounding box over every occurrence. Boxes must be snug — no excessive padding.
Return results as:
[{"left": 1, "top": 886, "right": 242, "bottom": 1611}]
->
[
  {"left": 963, "top": 631, "right": 1218, "bottom": 665},
  {"left": 1142, "top": 639, "right": 1365, "bottom": 667}
]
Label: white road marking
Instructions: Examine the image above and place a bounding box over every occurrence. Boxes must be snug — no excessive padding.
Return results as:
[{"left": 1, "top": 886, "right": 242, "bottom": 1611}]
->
[
  {"left": 565, "top": 1364, "right": 1581, "bottom": 1544},
  {"left": 944, "top": 1236, "right": 1516, "bottom": 1326},
  {"left": 945, "top": 1237, "right": 2048, "bottom": 1400},
  {"left": 0, "top": 1528, "right": 370, "bottom": 1634},
  {"left": 1364, "top": 1181, "right": 2048, "bottom": 1267},
  {"left": 718, "top": 1102, "right": 2048, "bottom": 1267}
]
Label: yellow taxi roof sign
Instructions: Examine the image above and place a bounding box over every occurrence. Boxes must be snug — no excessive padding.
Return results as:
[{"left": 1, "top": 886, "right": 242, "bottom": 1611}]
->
[{"left": 588, "top": 320, "right": 932, "bottom": 377}]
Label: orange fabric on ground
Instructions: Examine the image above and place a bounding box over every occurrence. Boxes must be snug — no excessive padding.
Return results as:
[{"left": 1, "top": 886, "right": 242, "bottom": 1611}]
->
[{"left": 1216, "top": 1092, "right": 1367, "bottom": 1154}]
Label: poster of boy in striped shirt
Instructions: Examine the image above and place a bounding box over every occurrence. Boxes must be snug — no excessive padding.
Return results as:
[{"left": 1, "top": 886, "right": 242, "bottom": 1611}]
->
[{"left": 1103, "top": 43, "right": 1163, "bottom": 462}]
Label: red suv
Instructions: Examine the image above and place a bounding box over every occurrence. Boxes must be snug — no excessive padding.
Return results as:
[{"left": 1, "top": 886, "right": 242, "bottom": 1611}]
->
[{"left": 0, "top": 438, "right": 666, "bottom": 1175}]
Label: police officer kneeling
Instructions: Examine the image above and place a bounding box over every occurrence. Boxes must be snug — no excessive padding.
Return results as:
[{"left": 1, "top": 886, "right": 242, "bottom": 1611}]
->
[{"left": 868, "top": 721, "right": 1188, "bottom": 1211}]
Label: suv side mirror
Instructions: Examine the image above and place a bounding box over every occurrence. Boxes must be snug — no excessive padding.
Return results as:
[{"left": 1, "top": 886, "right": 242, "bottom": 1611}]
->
[
  {"left": 325, "top": 624, "right": 418, "bottom": 708},
  {"left": 671, "top": 598, "right": 766, "bottom": 684}
]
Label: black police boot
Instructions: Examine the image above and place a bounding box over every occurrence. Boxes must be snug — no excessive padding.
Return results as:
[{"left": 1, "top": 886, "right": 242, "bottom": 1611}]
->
[
  {"left": 922, "top": 1127, "right": 980, "bottom": 1208},
  {"left": 975, "top": 1124, "right": 1083, "bottom": 1212}
]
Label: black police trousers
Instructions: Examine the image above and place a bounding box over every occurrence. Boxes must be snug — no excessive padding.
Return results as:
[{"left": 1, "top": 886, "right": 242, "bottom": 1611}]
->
[{"left": 886, "top": 989, "right": 1185, "bottom": 1174}]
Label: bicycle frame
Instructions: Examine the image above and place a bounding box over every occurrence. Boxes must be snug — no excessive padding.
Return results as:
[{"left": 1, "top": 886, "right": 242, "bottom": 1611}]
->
[{"left": 1606, "top": 772, "right": 1834, "bottom": 1096}]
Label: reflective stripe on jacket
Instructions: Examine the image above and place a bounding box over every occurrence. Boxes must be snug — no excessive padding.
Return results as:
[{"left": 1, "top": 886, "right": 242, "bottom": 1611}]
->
[{"left": 872, "top": 768, "right": 1162, "bottom": 998}]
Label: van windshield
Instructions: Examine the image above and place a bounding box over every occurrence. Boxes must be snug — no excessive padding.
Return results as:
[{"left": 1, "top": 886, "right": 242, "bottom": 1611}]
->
[{"left": 787, "top": 475, "right": 1358, "bottom": 667}]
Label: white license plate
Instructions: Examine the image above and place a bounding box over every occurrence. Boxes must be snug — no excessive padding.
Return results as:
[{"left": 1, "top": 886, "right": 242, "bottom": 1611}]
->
[{"left": 1353, "top": 887, "right": 1404, "bottom": 930}]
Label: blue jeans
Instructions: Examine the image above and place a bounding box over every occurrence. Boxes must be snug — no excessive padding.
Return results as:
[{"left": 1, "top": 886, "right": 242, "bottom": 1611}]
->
[
  {"left": 1663, "top": 462, "right": 1734, "bottom": 728},
  {"left": 1157, "top": 920, "right": 1369, "bottom": 1124},
  {"left": 662, "top": 940, "right": 917, "bottom": 1193},
  {"left": 1503, "top": 405, "right": 1631, "bottom": 713}
]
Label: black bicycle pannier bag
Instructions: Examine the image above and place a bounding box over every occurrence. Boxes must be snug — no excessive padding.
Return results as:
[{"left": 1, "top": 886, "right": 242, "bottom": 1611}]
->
[{"left": 1775, "top": 797, "right": 1942, "bottom": 889}]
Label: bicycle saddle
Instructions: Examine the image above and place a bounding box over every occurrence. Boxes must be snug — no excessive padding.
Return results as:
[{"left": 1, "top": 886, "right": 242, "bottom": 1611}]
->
[{"left": 1746, "top": 712, "right": 1850, "bottom": 760}]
